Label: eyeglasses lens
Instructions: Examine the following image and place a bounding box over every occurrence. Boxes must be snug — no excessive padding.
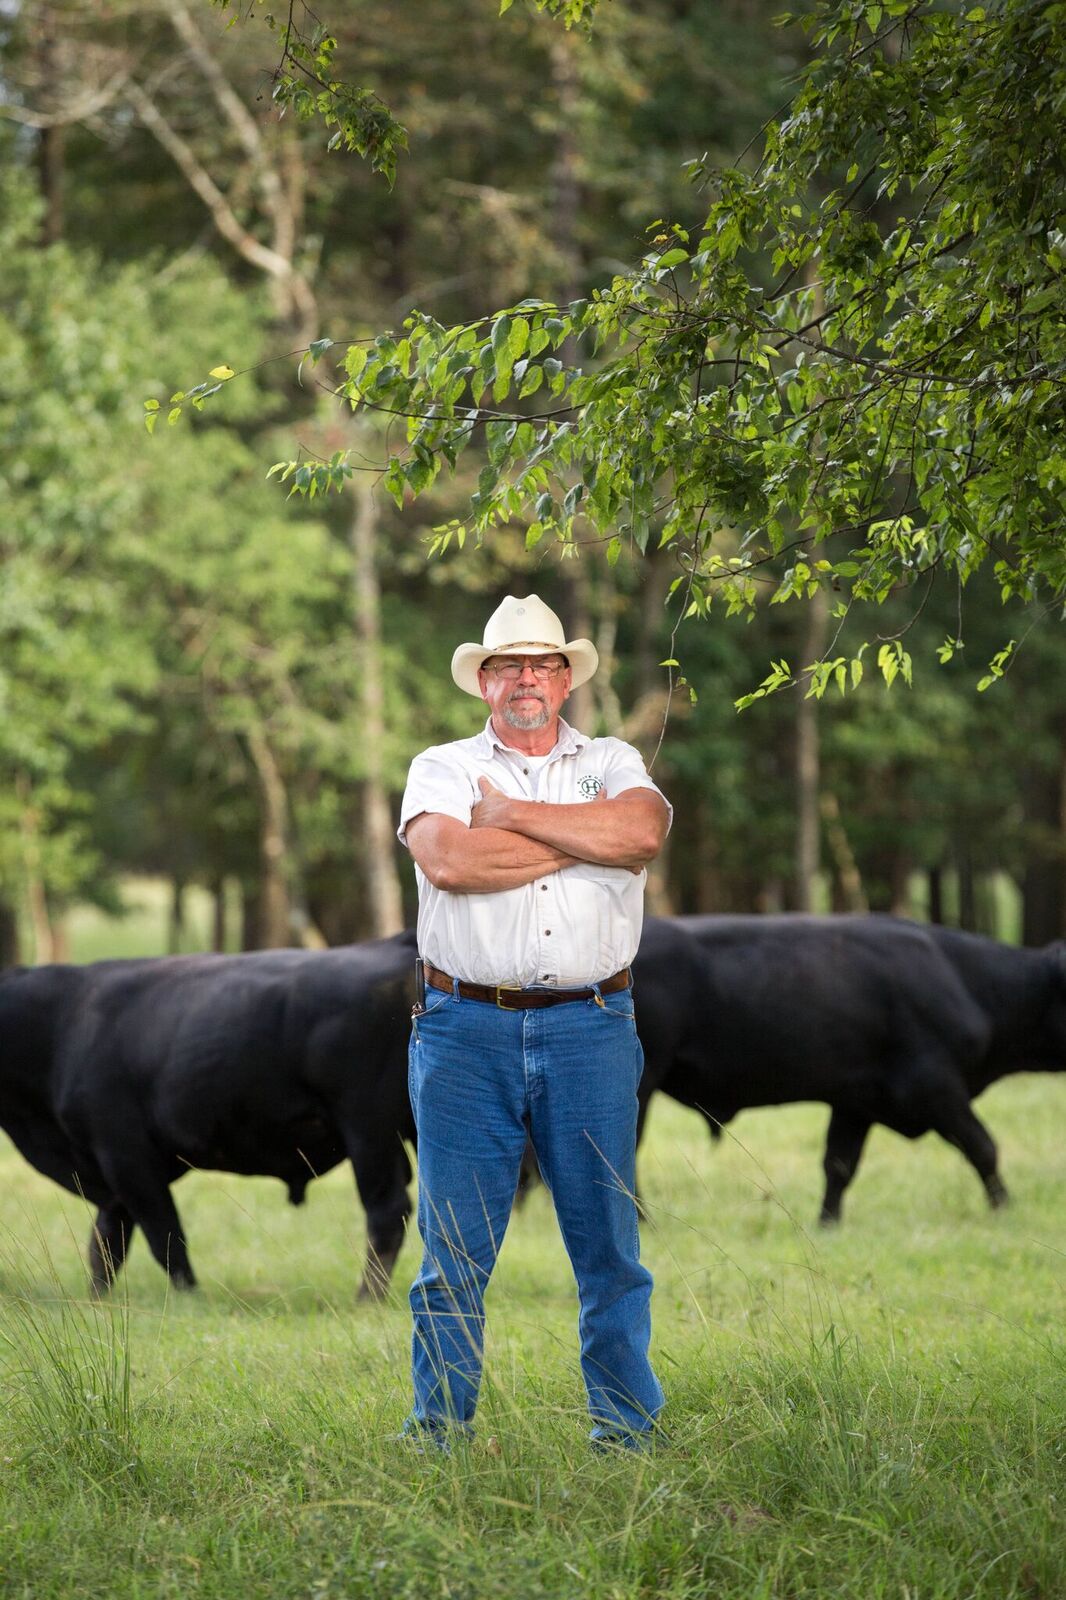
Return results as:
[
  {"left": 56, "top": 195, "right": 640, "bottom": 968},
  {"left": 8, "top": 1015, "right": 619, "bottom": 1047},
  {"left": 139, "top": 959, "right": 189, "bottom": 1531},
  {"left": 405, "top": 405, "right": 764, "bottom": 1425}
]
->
[{"left": 491, "top": 661, "right": 562, "bottom": 680}]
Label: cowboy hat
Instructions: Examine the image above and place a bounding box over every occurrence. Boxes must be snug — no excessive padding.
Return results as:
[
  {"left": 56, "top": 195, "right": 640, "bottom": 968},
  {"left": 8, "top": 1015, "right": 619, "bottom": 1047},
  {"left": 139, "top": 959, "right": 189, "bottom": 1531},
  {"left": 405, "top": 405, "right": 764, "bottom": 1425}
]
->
[{"left": 451, "top": 594, "right": 598, "bottom": 698}]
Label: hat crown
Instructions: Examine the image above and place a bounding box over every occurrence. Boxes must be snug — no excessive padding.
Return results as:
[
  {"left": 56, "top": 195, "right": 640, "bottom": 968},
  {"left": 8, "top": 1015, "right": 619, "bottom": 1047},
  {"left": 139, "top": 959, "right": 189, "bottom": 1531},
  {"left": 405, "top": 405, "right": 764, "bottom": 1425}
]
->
[
  {"left": 482, "top": 594, "right": 566, "bottom": 653},
  {"left": 450, "top": 591, "right": 598, "bottom": 697}
]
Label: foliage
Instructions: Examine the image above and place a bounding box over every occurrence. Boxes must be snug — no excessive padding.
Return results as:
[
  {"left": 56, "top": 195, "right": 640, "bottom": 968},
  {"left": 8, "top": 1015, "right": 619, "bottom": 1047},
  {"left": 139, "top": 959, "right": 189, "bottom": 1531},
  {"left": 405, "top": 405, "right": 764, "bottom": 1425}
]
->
[
  {"left": 252, "top": 0, "right": 1066, "bottom": 695},
  {"left": 0, "top": 170, "right": 351, "bottom": 923},
  {"left": 3, "top": 0, "right": 1065, "bottom": 942},
  {"left": 0, "top": 175, "right": 161, "bottom": 903},
  {"left": 209, "top": 0, "right": 408, "bottom": 183}
]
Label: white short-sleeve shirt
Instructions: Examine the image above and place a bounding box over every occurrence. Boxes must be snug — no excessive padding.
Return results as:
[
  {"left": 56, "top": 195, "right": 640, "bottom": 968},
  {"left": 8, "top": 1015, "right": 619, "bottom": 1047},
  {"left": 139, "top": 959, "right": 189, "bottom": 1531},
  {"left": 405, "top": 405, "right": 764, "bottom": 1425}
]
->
[{"left": 398, "top": 718, "right": 672, "bottom": 987}]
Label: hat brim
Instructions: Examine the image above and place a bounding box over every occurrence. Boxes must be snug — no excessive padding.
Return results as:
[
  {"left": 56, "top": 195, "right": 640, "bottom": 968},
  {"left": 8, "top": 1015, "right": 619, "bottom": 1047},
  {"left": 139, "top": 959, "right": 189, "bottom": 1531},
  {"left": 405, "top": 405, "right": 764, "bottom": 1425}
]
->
[{"left": 451, "top": 639, "right": 599, "bottom": 698}]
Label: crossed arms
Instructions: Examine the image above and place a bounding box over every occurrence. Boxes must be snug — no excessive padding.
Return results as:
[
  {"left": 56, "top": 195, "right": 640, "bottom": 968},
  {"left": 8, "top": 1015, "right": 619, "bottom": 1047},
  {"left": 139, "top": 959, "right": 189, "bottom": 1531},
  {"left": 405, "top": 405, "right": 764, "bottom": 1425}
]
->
[{"left": 406, "top": 778, "right": 669, "bottom": 893}]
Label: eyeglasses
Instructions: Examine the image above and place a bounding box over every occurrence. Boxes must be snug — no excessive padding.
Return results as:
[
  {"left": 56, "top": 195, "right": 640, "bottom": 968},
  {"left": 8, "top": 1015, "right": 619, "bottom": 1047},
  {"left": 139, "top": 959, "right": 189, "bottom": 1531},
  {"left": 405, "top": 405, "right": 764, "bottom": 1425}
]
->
[{"left": 483, "top": 657, "right": 567, "bottom": 681}]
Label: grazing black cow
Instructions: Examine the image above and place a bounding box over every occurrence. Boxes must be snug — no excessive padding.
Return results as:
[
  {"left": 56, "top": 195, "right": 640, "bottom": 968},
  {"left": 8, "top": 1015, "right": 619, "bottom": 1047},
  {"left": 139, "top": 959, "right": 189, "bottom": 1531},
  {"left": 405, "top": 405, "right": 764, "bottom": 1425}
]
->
[
  {"left": 0, "top": 932, "right": 417, "bottom": 1297},
  {"left": 659, "top": 914, "right": 1066, "bottom": 1224}
]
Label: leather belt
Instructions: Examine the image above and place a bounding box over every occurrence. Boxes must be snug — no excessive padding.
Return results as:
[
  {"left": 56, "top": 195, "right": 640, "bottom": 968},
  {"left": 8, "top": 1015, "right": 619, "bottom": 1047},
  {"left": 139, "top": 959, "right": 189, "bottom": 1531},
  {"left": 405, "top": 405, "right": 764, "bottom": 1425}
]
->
[{"left": 424, "top": 963, "right": 631, "bottom": 1010}]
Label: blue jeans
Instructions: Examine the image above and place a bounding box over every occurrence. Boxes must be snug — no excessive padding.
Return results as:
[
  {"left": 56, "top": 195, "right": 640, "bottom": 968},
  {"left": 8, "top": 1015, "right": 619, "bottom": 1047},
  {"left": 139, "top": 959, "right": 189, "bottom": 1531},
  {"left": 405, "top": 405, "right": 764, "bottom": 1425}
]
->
[{"left": 406, "top": 983, "right": 663, "bottom": 1443}]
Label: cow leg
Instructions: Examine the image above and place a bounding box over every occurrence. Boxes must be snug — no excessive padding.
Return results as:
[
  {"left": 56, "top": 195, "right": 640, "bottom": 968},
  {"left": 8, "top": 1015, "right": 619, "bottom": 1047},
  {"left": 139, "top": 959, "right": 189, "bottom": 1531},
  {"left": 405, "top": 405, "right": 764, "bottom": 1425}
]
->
[
  {"left": 630, "top": 1097, "right": 655, "bottom": 1222},
  {"left": 349, "top": 1140, "right": 412, "bottom": 1301},
  {"left": 932, "top": 1099, "right": 1008, "bottom": 1209},
  {"left": 514, "top": 1136, "right": 541, "bottom": 1208},
  {"left": 87, "top": 1200, "right": 136, "bottom": 1296},
  {"left": 96, "top": 1155, "right": 197, "bottom": 1289},
  {"left": 819, "top": 1108, "right": 871, "bottom": 1226}
]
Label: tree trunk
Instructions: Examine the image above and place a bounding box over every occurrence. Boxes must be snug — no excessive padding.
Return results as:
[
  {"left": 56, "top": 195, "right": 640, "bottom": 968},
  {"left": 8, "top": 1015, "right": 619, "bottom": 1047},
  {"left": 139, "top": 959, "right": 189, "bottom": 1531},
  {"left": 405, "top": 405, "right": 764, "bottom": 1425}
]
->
[
  {"left": 17, "top": 776, "right": 55, "bottom": 964},
  {"left": 350, "top": 474, "right": 405, "bottom": 937},
  {"left": 562, "top": 560, "right": 594, "bottom": 733},
  {"left": 168, "top": 877, "right": 186, "bottom": 955},
  {"left": 211, "top": 875, "right": 227, "bottom": 952},
  {"left": 888, "top": 851, "right": 912, "bottom": 917},
  {"left": 240, "top": 880, "right": 261, "bottom": 952},
  {"left": 1021, "top": 724, "right": 1066, "bottom": 944},
  {"left": 245, "top": 725, "right": 293, "bottom": 948},
  {"left": 590, "top": 570, "right": 624, "bottom": 733},
  {"left": 32, "top": 18, "right": 65, "bottom": 244},
  {"left": 548, "top": 30, "right": 597, "bottom": 736},
  {"left": 821, "top": 792, "right": 868, "bottom": 912},
  {"left": 0, "top": 901, "right": 20, "bottom": 966},
  {"left": 957, "top": 843, "right": 977, "bottom": 932},
  {"left": 794, "top": 587, "right": 829, "bottom": 911},
  {"left": 928, "top": 864, "right": 944, "bottom": 925},
  {"left": 759, "top": 878, "right": 786, "bottom": 914},
  {"left": 37, "top": 123, "right": 65, "bottom": 244}
]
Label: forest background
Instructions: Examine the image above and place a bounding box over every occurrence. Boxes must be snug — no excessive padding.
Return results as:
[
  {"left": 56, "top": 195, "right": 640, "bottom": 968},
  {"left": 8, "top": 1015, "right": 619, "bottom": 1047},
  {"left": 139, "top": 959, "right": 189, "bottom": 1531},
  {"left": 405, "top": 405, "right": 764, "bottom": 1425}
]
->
[{"left": 2, "top": 0, "right": 1064, "bottom": 965}]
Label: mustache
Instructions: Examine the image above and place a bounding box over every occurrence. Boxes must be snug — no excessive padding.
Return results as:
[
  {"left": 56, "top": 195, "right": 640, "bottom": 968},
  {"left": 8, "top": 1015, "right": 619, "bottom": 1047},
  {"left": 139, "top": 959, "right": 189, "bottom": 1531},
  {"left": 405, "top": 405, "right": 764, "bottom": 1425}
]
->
[{"left": 507, "top": 687, "right": 547, "bottom": 705}]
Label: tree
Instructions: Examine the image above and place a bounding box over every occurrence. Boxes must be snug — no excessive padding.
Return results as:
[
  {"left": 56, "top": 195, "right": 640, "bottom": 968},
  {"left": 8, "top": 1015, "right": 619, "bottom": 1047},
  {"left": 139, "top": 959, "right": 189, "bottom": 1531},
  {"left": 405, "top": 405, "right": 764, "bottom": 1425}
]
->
[{"left": 241, "top": 0, "right": 1064, "bottom": 699}]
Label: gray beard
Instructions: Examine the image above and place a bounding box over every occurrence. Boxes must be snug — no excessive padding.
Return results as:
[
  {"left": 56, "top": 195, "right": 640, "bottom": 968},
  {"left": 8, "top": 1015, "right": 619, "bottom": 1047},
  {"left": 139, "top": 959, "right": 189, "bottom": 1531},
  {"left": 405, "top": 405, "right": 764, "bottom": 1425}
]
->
[{"left": 502, "top": 693, "right": 550, "bottom": 731}]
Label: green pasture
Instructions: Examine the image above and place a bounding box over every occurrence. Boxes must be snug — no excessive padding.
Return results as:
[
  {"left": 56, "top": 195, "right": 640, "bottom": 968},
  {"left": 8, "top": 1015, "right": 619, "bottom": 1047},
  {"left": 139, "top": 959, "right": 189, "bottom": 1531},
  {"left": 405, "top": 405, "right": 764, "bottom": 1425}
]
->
[{"left": 1, "top": 1080, "right": 1065, "bottom": 1599}]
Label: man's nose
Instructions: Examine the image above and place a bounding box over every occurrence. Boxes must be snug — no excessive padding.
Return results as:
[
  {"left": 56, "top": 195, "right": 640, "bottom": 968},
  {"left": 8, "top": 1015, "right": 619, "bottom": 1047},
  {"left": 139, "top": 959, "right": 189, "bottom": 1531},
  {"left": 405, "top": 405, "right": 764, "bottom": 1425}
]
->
[{"left": 516, "top": 659, "right": 539, "bottom": 681}]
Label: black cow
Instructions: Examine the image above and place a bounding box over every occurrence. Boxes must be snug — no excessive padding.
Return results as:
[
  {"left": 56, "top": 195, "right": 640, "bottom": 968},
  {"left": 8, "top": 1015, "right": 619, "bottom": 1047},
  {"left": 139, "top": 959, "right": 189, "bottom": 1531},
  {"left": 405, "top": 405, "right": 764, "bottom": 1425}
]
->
[
  {"left": 0, "top": 932, "right": 417, "bottom": 1297},
  {"left": 657, "top": 914, "right": 1066, "bottom": 1224}
]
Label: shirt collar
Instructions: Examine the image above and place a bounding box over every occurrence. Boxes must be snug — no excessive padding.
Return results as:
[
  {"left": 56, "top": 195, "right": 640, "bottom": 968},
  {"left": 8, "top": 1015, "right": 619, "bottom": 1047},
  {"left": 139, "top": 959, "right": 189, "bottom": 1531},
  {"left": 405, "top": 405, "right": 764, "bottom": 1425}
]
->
[{"left": 476, "top": 716, "right": 589, "bottom": 760}]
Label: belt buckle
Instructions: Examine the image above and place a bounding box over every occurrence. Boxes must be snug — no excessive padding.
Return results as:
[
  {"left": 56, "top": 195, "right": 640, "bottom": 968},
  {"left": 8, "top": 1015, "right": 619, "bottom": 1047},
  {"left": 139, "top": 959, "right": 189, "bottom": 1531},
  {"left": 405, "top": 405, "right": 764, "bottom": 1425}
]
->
[{"left": 495, "top": 982, "right": 523, "bottom": 1009}]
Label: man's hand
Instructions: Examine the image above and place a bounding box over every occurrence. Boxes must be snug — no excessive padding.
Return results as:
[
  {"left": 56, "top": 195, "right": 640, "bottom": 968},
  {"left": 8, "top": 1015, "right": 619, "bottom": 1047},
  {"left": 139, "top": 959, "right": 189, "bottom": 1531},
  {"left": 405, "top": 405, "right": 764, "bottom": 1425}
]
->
[
  {"left": 472, "top": 776, "right": 608, "bottom": 830},
  {"left": 470, "top": 777, "right": 515, "bottom": 831}
]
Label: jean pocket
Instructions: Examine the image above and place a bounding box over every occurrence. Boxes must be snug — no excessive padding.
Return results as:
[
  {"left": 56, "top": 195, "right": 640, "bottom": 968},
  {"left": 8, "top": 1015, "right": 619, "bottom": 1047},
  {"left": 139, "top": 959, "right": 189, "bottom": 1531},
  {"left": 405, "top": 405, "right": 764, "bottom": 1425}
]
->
[
  {"left": 587, "top": 996, "right": 636, "bottom": 1024},
  {"left": 411, "top": 987, "right": 453, "bottom": 1047}
]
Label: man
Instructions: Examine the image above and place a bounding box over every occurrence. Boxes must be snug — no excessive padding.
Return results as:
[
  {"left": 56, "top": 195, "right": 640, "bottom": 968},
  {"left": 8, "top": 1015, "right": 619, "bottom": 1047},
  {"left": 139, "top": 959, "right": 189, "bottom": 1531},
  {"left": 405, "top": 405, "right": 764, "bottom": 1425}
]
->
[{"left": 397, "top": 593, "right": 670, "bottom": 1451}]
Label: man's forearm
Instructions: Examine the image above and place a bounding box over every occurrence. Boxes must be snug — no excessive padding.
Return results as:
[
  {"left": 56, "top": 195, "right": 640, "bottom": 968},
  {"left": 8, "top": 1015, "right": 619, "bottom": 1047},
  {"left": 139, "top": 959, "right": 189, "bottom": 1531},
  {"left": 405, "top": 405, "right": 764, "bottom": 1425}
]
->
[
  {"left": 411, "top": 821, "right": 576, "bottom": 893},
  {"left": 475, "top": 794, "right": 666, "bottom": 868}
]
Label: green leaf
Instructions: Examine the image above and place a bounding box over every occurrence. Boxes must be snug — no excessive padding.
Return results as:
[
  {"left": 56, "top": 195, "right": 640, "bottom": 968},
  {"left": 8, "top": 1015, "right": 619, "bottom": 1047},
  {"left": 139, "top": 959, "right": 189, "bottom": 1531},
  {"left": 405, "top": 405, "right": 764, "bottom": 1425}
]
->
[
  {"left": 508, "top": 317, "right": 530, "bottom": 362},
  {"left": 491, "top": 315, "right": 513, "bottom": 355},
  {"left": 519, "top": 365, "right": 544, "bottom": 398}
]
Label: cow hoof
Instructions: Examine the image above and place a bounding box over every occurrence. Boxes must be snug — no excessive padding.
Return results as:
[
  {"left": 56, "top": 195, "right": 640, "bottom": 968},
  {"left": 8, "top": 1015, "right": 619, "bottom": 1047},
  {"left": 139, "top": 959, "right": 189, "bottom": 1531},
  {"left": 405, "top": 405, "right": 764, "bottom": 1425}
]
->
[
  {"left": 987, "top": 1180, "right": 1009, "bottom": 1210},
  {"left": 818, "top": 1209, "right": 842, "bottom": 1228},
  {"left": 170, "top": 1271, "right": 198, "bottom": 1291}
]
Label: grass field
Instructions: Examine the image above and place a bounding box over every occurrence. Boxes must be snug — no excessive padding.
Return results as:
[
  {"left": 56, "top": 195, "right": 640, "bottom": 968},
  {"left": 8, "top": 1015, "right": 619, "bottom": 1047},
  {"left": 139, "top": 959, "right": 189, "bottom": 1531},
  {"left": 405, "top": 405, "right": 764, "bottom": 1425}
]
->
[{"left": 1, "top": 1081, "right": 1065, "bottom": 1599}]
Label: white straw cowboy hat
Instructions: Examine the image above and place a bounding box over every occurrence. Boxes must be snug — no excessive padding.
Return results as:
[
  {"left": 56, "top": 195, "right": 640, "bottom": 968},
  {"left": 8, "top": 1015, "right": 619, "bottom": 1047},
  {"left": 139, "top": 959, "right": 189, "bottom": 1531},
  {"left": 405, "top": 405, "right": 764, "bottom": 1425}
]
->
[{"left": 451, "top": 594, "right": 599, "bottom": 698}]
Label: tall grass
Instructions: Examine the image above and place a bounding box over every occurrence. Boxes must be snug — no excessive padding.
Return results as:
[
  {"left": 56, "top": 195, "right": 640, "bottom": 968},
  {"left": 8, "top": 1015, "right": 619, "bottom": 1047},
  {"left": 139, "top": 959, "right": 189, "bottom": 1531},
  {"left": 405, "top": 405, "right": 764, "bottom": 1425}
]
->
[
  {"left": 0, "top": 1227, "right": 138, "bottom": 1491},
  {"left": 1, "top": 1081, "right": 1064, "bottom": 1598}
]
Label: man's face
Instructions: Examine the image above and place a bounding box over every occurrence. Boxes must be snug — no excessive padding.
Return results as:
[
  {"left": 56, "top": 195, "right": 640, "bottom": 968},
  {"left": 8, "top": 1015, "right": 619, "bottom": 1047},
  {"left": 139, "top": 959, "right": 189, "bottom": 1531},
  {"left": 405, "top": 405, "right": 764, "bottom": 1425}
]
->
[{"left": 478, "top": 654, "right": 572, "bottom": 731}]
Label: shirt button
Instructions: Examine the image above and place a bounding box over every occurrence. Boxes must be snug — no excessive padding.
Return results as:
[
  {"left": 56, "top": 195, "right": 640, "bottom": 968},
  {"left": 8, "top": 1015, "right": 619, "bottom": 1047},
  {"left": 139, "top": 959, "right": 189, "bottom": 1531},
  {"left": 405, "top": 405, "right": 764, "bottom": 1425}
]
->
[
  {"left": 540, "top": 884, "right": 547, "bottom": 892},
  {"left": 523, "top": 767, "right": 529, "bottom": 775},
  {"left": 544, "top": 929, "right": 551, "bottom": 936}
]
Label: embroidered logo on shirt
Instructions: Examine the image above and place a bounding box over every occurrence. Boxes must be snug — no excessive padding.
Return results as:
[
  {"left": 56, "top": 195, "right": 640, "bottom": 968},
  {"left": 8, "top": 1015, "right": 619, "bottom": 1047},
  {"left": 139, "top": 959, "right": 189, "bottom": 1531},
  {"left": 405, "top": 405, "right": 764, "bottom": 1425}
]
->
[{"left": 578, "top": 774, "right": 605, "bottom": 799}]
